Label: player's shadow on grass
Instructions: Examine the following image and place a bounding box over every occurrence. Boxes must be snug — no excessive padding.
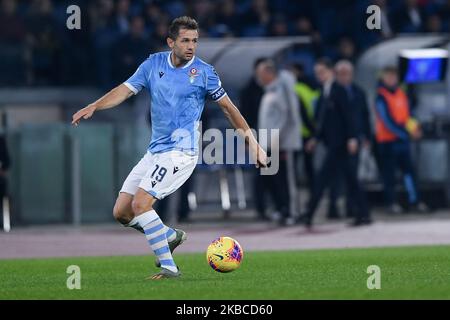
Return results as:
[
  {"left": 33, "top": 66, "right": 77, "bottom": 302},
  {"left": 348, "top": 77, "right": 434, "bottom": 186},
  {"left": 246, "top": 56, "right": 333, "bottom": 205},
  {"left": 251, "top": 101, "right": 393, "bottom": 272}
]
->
[{"left": 175, "top": 276, "right": 238, "bottom": 282}]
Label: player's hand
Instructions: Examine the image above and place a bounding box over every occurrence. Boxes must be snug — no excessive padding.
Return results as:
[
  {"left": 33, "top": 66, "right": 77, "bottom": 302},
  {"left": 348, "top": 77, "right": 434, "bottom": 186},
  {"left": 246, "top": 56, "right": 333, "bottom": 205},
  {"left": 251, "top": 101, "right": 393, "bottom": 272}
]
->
[
  {"left": 347, "top": 138, "right": 359, "bottom": 155},
  {"left": 411, "top": 127, "right": 423, "bottom": 140},
  {"left": 72, "top": 104, "right": 97, "bottom": 126},
  {"left": 256, "top": 146, "right": 269, "bottom": 168},
  {"left": 250, "top": 144, "right": 268, "bottom": 168},
  {"left": 406, "top": 118, "right": 422, "bottom": 140},
  {"left": 305, "top": 138, "right": 317, "bottom": 153}
]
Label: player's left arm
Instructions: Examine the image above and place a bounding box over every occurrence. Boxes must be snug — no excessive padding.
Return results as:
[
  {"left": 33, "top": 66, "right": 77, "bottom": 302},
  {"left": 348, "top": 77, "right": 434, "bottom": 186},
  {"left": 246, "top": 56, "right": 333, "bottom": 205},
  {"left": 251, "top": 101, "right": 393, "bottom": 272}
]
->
[{"left": 216, "top": 95, "right": 268, "bottom": 168}]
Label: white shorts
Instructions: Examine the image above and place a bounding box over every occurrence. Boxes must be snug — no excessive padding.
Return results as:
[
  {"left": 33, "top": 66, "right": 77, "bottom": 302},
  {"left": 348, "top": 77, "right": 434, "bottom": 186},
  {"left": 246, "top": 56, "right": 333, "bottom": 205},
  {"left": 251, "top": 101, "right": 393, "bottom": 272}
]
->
[{"left": 120, "top": 150, "right": 198, "bottom": 200}]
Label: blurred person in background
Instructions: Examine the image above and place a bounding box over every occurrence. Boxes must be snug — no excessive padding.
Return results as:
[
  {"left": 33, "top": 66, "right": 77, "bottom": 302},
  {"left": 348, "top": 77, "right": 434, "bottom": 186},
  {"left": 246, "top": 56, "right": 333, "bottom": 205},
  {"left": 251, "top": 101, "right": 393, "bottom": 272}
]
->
[
  {"left": 25, "top": 0, "right": 61, "bottom": 85},
  {"left": 293, "top": 15, "right": 324, "bottom": 56},
  {"left": 289, "top": 63, "right": 319, "bottom": 198},
  {"left": 240, "top": 57, "right": 266, "bottom": 220},
  {"left": 0, "top": 0, "right": 27, "bottom": 85},
  {"left": 214, "top": 0, "right": 240, "bottom": 37},
  {"left": 7, "top": 0, "right": 447, "bottom": 88},
  {"left": 89, "top": 0, "right": 118, "bottom": 88},
  {"left": 0, "top": 0, "right": 26, "bottom": 44},
  {"left": 328, "top": 60, "right": 372, "bottom": 219},
  {"left": 256, "top": 58, "right": 302, "bottom": 226},
  {"left": 424, "top": 14, "right": 444, "bottom": 33},
  {"left": 0, "top": 130, "right": 10, "bottom": 231},
  {"left": 58, "top": 1, "right": 91, "bottom": 86},
  {"left": 151, "top": 19, "right": 171, "bottom": 50},
  {"left": 439, "top": 0, "right": 450, "bottom": 26},
  {"left": 240, "top": 0, "right": 271, "bottom": 37},
  {"left": 374, "top": 66, "right": 429, "bottom": 214},
  {"left": 299, "top": 58, "right": 370, "bottom": 228},
  {"left": 373, "top": 0, "right": 394, "bottom": 38},
  {"left": 114, "top": 0, "right": 131, "bottom": 35},
  {"left": 188, "top": 0, "right": 215, "bottom": 36},
  {"left": 143, "top": 1, "right": 171, "bottom": 32},
  {"left": 394, "top": 0, "right": 425, "bottom": 33},
  {"left": 113, "top": 15, "right": 153, "bottom": 84},
  {"left": 335, "top": 37, "right": 357, "bottom": 64},
  {"left": 269, "top": 13, "right": 289, "bottom": 37}
]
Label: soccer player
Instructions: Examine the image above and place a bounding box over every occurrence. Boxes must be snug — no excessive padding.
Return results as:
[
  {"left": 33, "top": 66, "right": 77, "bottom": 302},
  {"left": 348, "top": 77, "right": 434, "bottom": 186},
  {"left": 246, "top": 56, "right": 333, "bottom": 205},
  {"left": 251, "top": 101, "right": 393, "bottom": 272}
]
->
[{"left": 72, "top": 16, "right": 268, "bottom": 279}]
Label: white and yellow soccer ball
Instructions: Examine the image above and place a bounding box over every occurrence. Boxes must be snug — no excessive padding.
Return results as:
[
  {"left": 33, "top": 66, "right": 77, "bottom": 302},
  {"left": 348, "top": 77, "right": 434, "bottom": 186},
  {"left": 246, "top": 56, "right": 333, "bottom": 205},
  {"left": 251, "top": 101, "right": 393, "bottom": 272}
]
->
[{"left": 206, "top": 236, "right": 244, "bottom": 273}]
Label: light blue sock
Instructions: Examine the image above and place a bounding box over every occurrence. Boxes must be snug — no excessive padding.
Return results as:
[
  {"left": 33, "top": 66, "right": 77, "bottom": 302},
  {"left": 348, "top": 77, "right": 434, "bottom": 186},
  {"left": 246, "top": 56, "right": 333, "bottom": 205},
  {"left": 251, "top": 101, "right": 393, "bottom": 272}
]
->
[
  {"left": 126, "top": 216, "right": 176, "bottom": 241},
  {"left": 166, "top": 227, "right": 176, "bottom": 242},
  {"left": 136, "top": 210, "right": 177, "bottom": 272}
]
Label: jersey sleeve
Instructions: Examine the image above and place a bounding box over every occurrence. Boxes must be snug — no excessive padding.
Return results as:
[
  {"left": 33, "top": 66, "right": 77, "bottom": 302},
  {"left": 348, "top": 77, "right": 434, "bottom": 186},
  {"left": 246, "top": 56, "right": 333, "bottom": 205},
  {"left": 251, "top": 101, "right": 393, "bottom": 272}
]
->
[
  {"left": 206, "top": 66, "right": 227, "bottom": 102},
  {"left": 123, "top": 57, "right": 152, "bottom": 95}
]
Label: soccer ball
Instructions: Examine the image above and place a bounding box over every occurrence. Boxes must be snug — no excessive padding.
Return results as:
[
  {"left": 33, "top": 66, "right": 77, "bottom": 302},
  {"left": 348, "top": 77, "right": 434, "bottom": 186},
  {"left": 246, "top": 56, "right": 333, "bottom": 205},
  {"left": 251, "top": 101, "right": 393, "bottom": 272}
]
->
[{"left": 206, "top": 236, "right": 244, "bottom": 273}]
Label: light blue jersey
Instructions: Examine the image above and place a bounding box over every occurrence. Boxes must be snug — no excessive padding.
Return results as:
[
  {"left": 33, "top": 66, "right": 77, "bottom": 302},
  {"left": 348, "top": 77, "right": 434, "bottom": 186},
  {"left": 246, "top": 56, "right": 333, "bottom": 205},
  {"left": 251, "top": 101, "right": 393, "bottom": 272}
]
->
[{"left": 124, "top": 51, "right": 227, "bottom": 154}]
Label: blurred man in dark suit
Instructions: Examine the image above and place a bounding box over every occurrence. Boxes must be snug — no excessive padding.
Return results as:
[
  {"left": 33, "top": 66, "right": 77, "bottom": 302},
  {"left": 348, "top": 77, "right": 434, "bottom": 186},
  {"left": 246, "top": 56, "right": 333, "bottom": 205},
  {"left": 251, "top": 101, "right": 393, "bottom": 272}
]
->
[
  {"left": 298, "top": 58, "right": 371, "bottom": 228},
  {"left": 240, "top": 57, "right": 267, "bottom": 220},
  {"left": 327, "top": 60, "right": 372, "bottom": 219},
  {"left": 289, "top": 63, "right": 319, "bottom": 198}
]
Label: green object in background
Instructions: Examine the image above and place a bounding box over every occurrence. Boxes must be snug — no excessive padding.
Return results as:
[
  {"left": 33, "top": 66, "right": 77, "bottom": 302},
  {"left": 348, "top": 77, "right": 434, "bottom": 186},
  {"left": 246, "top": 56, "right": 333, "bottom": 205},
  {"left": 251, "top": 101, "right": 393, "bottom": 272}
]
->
[
  {"left": 294, "top": 82, "right": 319, "bottom": 138},
  {"left": 10, "top": 123, "right": 121, "bottom": 224},
  {"left": 0, "top": 245, "right": 449, "bottom": 299},
  {"left": 15, "top": 124, "right": 67, "bottom": 224},
  {"left": 69, "top": 123, "right": 115, "bottom": 223}
]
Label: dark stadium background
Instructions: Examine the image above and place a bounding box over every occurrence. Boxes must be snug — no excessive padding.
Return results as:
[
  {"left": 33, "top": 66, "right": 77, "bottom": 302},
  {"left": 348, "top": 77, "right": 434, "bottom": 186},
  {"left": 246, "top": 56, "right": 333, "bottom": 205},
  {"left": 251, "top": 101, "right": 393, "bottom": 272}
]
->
[{"left": 0, "top": 0, "right": 449, "bottom": 226}]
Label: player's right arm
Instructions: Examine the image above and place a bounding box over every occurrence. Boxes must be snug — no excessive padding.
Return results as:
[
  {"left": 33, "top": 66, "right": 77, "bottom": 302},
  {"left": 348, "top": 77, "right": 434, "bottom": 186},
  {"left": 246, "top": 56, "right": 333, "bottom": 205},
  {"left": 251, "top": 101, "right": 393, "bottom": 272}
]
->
[
  {"left": 72, "top": 57, "right": 152, "bottom": 126},
  {"left": 71, "top": 84, "right": 134, "bottom": 126}
]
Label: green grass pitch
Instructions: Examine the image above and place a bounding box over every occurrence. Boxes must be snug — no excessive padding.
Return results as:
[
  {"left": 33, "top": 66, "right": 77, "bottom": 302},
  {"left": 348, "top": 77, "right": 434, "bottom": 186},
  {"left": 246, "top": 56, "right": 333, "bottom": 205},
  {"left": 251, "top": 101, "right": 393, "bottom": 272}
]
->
[{"left": 1, "top": 245, "right": 449, "bottom": 299}]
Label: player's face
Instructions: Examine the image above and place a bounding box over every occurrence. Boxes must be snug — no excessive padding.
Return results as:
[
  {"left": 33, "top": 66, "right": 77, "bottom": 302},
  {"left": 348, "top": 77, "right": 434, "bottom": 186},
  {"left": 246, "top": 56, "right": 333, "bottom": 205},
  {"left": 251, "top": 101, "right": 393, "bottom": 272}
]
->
[
  {"left": 382, "top": 72, "right": 398, "bottom": 88},
  {"left": 169, "top": 28, "right": 199, "bottom": 62},
  {"left": 255, "top": 64, "right": 272, "bottom": 86},
  {"left": 314, "top": 64, "right": 332, "bottom": 84},
  {"left": 336, "top": 67, "right": 353, "bottom": 86}
]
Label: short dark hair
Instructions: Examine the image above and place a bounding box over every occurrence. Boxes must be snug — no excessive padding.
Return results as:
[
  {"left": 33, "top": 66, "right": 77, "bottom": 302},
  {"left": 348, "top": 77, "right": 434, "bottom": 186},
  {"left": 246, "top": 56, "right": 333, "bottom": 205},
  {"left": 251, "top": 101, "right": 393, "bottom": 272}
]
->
[
  {"left": 255, "top": 58, "right": 278, "bottom": 74},
  {"left": 291, "top": 63, "right": 305, "bottom": 73},
  {"left": 253, "top": 57, "right": 268, "bottom": 70},
  {"left": 382, "top": 65, "right": 398, "bottom": 75},
  {"left": 315, "top": 57, "right": 334, "bottom": 70},
  {"left": 168, "top": 16, "right": 199, "bottom": 40}
]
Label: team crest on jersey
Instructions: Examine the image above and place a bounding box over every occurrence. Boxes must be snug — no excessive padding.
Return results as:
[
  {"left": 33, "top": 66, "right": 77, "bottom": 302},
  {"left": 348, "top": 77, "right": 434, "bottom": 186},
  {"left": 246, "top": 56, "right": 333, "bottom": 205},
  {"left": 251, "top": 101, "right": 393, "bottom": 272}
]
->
[{"left": 189, "top": 68, "right": 199, "bottom": 83}]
